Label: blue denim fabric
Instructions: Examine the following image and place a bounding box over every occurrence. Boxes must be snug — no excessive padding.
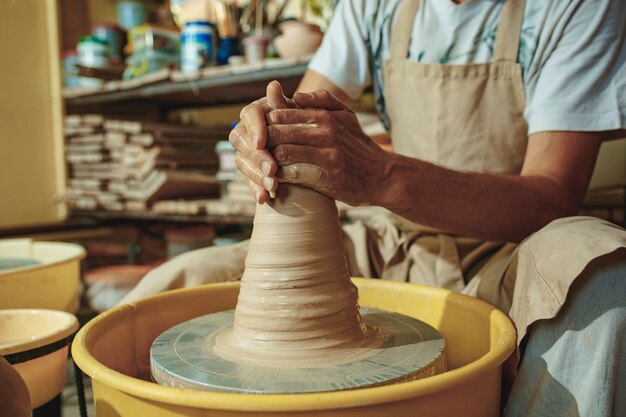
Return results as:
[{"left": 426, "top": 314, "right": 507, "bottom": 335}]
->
[{"left": 505, "top": 250, "right": 626, "bottom": 417}]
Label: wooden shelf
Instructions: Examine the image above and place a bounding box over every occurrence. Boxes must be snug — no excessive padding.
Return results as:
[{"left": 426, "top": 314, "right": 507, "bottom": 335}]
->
[
  {"left": 71, "top": 209, "right": 254, "bottom": 226},
  {"left": 65, "top": 62, "right": 308, "bottom": 112}
]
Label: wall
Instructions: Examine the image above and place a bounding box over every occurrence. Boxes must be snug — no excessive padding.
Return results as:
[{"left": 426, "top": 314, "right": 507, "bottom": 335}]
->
[
  {"left": 0, "top": 0, "right": 66, "bottom": 228},
  {"left": 589, "top": 138, "right": 626, "bottom": 190}
]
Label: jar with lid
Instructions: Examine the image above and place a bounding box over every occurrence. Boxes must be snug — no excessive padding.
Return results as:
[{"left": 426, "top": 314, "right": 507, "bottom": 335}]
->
[
  {"left": 77, "top": 36, "right": 110, "bottom": 87},
  {"left": 180, "top": 21, "right": 216, "bottom": 73}
]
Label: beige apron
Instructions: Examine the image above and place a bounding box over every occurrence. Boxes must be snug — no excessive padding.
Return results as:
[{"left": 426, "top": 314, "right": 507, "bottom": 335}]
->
[{"left": 343, "top": 0, "right": 626, "bottom": 372}]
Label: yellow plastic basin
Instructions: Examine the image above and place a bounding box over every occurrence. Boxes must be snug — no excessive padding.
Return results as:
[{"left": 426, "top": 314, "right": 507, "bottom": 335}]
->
[
  {"left": 72, "top": 279, "right": 516, "bottom": 417},
  {"left": 0, "top": 239, "right": 86, "bottom": 313},
  {"left": 0, "top": 309, "right": 79, "bottom": 408}
]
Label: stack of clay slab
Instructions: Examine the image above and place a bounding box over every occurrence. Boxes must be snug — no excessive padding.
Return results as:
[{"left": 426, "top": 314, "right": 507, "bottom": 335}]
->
[{"left": 63, "top": 115, "right": 226, "bottom": 212}]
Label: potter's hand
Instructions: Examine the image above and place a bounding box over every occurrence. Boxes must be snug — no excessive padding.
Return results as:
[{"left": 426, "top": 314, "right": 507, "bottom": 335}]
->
[
  {"left": 266, "top": 89, "right": 389, "bottom": 206},
  {"left": 229, "top": 81, "right": 298, "bottom": 204}
]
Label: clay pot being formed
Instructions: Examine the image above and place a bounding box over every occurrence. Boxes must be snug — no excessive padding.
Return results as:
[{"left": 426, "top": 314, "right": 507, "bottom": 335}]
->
[{"left": 274, "top": 21, "right": 323, "bottom": 59}]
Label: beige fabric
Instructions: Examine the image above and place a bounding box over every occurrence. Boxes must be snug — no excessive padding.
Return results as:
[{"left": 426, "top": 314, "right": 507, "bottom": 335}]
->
[{"left": 119, "top": 240, "right": 249, "bottom": 305}]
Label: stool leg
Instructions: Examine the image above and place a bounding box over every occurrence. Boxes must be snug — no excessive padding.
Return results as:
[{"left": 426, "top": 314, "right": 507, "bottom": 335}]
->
[
  {"left": 73, "top": 358, "right": 89, "bottom": 417},
  {"left": 32, "top": 394, "right": 61, "bottom": 417}
]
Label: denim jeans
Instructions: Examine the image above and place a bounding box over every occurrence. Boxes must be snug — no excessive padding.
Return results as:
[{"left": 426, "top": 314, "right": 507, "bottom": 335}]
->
[{"left": 505, "top": 249, "right": 626, "bottom": 417}]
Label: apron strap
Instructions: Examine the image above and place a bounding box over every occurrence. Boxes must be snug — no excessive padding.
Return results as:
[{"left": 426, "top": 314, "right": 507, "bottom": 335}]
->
[
  {"left": 390, "top": 0, "right": 420, "bottom": 59},
  {"left": 493, "top": 0, "right": 526, "bottom": 63}
]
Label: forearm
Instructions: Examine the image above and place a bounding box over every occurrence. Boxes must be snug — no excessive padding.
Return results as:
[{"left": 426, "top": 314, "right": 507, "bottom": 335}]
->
[
  {"left": 297, "top": 70, "right": 349, "bottom": 102},
  {"left": 376, "top": 153, "right": 579, "bottom": 243}
]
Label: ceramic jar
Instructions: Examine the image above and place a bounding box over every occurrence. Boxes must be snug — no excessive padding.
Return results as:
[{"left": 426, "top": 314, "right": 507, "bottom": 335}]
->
[
  {"left": 274, "top": 21, "right": 323, "bottom": 59},
  {"left": 242, "top": 36, "right": 270, "bottom": 63}
]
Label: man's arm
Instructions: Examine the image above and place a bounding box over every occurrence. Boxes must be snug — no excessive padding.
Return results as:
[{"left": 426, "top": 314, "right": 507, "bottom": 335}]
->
[
  {"left": 379, "top": 131, "right": 602, "bottom": 242},
  {"left": 297, "top": 70, "right": 349, "bottom": 102},
  {"left": 266, "top": 91, "right": 603, "bottom": 243}
]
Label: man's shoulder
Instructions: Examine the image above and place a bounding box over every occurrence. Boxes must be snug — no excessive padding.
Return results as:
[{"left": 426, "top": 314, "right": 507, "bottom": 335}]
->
[{"left": 335, "top": 0, "right": 401, "bottom": 28}]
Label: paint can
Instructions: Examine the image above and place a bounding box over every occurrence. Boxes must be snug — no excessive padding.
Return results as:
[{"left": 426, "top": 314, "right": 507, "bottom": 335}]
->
[{"left": 180, "top": 20, "right": 216, "bottom": 73}]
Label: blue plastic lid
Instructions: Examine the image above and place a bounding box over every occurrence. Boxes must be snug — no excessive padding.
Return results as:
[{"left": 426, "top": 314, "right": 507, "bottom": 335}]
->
[{"left": 184, "top": 20, "right": 215, "bottom": 27}]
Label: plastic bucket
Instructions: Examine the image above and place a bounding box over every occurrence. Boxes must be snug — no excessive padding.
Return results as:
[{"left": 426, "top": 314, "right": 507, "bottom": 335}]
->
[
  {"left": 0, "top": 239, "right": 86, "bottom": 313},
  {"left": 72, "top": 279, "right": 516, "bottom": 416}
]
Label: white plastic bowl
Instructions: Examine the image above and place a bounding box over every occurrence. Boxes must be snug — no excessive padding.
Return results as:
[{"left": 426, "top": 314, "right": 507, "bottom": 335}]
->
[{"left": 0, "top": 309, "right": 79, "bottom": 408}]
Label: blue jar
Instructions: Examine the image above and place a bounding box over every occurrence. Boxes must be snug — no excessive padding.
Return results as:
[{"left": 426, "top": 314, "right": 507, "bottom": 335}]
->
[
  {"left": 116, "top": 1, "right": 148, "bottom": 31},
  {"left": 181, "top": 21, "right": 216, "bottom": 73},
  {"left": 216, "top": 37, "right": 240, "bottom": 66}
]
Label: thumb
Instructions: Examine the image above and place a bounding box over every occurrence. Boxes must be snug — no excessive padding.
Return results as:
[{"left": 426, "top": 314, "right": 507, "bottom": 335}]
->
[
  {"left": 292, "top": 89, "right": 348, "bottom": 111},
  {"left": 266, "top": 80, "right": 296, "bottom": 110}
]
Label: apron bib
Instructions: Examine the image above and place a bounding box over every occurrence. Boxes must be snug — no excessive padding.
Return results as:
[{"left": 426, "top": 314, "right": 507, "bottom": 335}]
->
[{"left": 375, "top": 0, "right": 528, "bottom": 300}]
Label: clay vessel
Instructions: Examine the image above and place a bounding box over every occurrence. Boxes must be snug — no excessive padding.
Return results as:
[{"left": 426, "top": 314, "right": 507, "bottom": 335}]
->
[
  {"left": 274, "top": 21, "right": 323, "bottom": 59},
  {"left": 214, "top": 185, "right": 378, "bottom": 367}
]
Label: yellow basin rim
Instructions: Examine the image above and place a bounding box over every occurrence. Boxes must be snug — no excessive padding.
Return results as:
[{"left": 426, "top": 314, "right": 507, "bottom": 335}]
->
[
  {"left": 0, "top": 241, "right": 86, "bottom": 277},
  {"left": 72, "top": 279, "right": 516, "bottom": 412}
]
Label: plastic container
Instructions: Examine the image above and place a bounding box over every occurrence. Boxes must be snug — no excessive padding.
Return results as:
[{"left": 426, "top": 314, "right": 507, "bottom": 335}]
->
[
  {"left": 242, "top": 35, "right": 270, "bottom": 63},
  {"left": 72, "top": 279, "right": 516, "bottom": 417},
  {"left": 181, "top": 20, "right": 216, "bottom": 73},
  {"left": 215, "top": 140, "right": 236, "bottom": 181},
  {"left": 92, "top": 22, "right": 124, "bottom": 61},
  {"left": 1, "top": 309, "right": 79, "bottom": 408},
  {"left": 127, "top": 24, "right": 180, "bottom": 55},
  {"left": 77, "top": 36, "right": 110, "bottom": 87},
  {"left": 116, "top": 0, "right": 149, "bottom": 31},
  {"left": 0, "top": 239, "right": 86, "bottom": 313},
  {"left": 124, "top": 48, "right": 180, "bottom": 79}
]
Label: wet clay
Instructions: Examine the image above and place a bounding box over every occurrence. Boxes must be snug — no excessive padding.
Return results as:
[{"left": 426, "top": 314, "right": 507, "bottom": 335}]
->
[
  {"left": 151, "top": 185, "right": 447, "bottom": 390},
  {"left": 213, "top": 185, "right": 384, "bottom": 367}
]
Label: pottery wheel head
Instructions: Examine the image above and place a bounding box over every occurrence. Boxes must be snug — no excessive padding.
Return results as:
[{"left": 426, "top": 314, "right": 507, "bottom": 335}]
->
[{"left": 150, "top": 307, "right": 446, "bottom": 394}]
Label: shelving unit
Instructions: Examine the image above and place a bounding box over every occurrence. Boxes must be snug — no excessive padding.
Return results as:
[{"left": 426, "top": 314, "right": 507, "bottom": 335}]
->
[
  {"left": 69, "top": 208, "right": 254, "bottom": 226},
  {"left": 65, "top": 62, "right": 308, "bottom": 113},
  {"left": 64, "top": 62, "right": 309, "bottom": 227}
]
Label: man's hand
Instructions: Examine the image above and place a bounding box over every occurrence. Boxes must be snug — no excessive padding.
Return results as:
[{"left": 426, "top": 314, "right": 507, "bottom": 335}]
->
[
  {"left": 230, "top": 80, "right": 389, "bottom": 206},
  {"left": 228, "top": 81, "right": 298, "bottom": 204},
  {"left": 267, "top": 89, "right": 389, "bottom": 206}
]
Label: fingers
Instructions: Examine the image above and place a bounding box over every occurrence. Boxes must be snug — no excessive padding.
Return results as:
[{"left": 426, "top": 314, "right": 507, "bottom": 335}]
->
[
  {"left": 266, "top": 108, "right": 332, "bottom": 126},
  {"left": 229, "top": 123, "right": 255, "bottom": 154},
  {"left": 230, "top": 120, "right": 278, "bottom": 203},
  {"left": 278, "top": 163, "right": 330, "bottom": 191},
  {"left": 246, "top": 177, "right": 270, "bottom": 205},
  {"left": 293, "top": 89, "right": 348, "bottom": 111},
  {"left": 235, "top": 151, "right": 277, "bottom": 197},
  {"left": 230, "top": 80, "right": 304, "bottom": 203},
  {"left": 272, "top": 145, "right": 333, "bottom": 191},
  {"left": 230, "top": 123, "right": 277, "bottom": 175},
  {"left": 266, "top": 124, "right": 326, "bottom": 148},
  {"left": 266, "top": 80, "right": 290, "bottom": 110},
  {"left": 239, "top": 100, "right": 268, "bottom": 149},
  {"left": 272, "top": 144, "right": 326, "bottom": 166}
]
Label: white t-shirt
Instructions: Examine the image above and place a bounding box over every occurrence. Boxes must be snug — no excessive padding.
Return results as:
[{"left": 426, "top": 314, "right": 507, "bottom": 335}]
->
[{"left": 309, "top": 0, "right": 626, "bottom": 135}]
